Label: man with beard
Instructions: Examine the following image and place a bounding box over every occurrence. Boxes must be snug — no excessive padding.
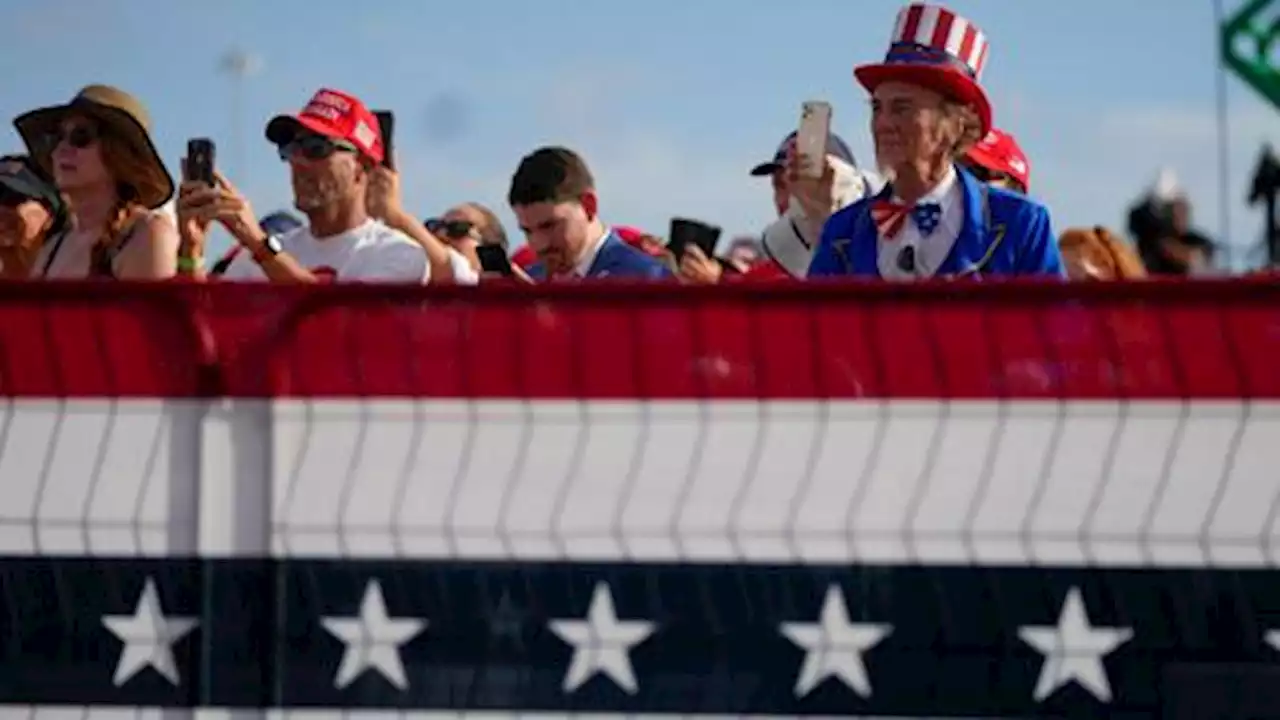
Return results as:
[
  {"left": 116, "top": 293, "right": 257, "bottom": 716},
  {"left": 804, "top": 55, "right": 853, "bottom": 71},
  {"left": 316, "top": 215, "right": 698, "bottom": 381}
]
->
[
  {"left": 508, "top": 146, "right": 671, "bottom": 280},
  {"left": 179, "top": 88, "right": 460, "bottom": 283}
]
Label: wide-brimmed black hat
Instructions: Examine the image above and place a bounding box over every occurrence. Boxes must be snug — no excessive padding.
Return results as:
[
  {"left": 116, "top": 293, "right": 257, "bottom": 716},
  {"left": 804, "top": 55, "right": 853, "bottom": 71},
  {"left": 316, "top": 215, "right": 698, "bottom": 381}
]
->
[{"left": 13, "top": 85, "right": 174, "bottom": 209}]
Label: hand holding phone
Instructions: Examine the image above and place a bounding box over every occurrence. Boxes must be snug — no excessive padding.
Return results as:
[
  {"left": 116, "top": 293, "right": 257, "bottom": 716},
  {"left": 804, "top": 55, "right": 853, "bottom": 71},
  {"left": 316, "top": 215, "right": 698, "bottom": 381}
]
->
[
  {"left": 796, "top": 101, "right": 832, "bottom": 180},
  {"left": 667, "top": 218, "right": 722, "bottom": 260},
  {"left": 185, "top": 138, "right": 216, "bottom": 186},
  {"left": 373, "top": 110, "right": 395, "bottom": 170},
  {"left": 477, "top": 244, "right": 515, "bottom": 277}
]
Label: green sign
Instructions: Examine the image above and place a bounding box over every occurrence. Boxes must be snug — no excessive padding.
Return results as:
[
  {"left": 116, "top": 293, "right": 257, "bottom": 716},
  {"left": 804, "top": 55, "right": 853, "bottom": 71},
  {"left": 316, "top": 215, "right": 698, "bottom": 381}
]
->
[{"left": 1222, "top": 0, "right": 1280, "bottom": 111}]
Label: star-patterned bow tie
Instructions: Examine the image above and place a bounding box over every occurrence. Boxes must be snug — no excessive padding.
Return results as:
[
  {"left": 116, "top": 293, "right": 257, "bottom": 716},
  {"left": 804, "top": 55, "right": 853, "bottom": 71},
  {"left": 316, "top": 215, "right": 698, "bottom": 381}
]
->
[{"left": 871, "top": 200, "right": 943, "bottom": 239}]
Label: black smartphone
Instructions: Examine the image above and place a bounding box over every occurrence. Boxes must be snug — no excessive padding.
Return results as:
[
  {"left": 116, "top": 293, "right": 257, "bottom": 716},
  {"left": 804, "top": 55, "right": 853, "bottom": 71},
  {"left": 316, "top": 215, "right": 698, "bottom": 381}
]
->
[
  {"left": 373, "top": 110, "right": 395, "bottom": 169},
  {"left": 667, "top": 218, "right": 722, "bottom": 260},
  {"left": 477, "top": 244, "right": 515, "bottom": 276},
  {"left": 186, "top": 138, "right": 216, "bottom": 185}
]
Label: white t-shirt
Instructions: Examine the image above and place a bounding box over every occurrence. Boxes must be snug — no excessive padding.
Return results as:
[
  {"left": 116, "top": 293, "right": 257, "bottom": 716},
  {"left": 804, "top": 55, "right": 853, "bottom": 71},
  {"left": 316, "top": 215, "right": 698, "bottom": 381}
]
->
[{"left": 221, "top": 218, "right": 474, "bottom": 284}]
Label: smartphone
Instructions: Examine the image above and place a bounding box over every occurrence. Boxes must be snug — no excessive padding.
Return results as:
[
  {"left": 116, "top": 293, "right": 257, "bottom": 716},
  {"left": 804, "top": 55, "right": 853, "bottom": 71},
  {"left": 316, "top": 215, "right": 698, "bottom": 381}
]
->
[
  {"left": 667, "top": 218, "right": 722, "bottom": 260},
  {"left": 796, "top": 100, "right": 832, "bottom": 179},
  {"left": 477, "top": 244, "right": 515, "bottom": 276},
  {"left": 186, "top": 138, "right": 216, "bottom": 185},
  {"left": 374, "top": 110, "right": 395, "bottom": 169}
]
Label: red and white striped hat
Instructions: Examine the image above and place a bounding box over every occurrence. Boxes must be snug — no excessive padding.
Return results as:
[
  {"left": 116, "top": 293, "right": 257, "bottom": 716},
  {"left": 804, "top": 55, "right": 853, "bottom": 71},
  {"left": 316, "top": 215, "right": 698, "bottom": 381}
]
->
[{"left": 854, "top": 3, "right": 993, "bottom": 137}]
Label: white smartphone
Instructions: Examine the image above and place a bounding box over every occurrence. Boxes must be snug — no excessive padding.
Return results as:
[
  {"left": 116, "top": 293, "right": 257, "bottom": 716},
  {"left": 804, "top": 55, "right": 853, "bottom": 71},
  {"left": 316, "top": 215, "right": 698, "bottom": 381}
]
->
[{"left": 796, "top": 100, "right": 833, "bottom": 179}]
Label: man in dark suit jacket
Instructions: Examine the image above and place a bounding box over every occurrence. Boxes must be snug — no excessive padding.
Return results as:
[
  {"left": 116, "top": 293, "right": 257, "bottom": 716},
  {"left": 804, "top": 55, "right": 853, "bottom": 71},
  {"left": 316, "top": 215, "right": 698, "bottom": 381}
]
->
[{"left": 508, "top": 147, "right": 671, "bottom": 280}]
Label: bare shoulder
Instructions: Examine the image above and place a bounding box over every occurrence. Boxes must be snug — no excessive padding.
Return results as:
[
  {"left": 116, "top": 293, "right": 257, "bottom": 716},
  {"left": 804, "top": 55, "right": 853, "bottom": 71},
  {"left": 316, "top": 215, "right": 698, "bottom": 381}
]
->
[{"left": 117, "top": 210, "right": 179, "bottom": 280}]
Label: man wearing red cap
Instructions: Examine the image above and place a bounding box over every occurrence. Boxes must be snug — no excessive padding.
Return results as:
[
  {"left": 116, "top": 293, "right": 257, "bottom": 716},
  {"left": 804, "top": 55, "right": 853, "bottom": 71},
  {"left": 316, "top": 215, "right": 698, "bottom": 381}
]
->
[
  {"left": 808, "top": 4, "right": 1063, "bottom": 279},
  {"left": 179, "top": 88, "right": 469, "bottom": 283},
  {"left": 962, "top": 128, "right": 1030, "bottom": 195}
]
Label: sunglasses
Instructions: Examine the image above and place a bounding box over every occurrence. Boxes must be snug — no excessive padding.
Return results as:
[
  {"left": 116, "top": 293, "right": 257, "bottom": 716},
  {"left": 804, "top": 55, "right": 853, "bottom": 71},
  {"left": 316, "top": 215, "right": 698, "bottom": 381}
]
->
[
  {"left": 277, "top": 134, "right": 358, "bottom": 162},
  {"left": 47, "top": 124, "right": 99, "bottom": 151},
  {"left": 425, "top": 218, "right": 475, "bottom": 240}
]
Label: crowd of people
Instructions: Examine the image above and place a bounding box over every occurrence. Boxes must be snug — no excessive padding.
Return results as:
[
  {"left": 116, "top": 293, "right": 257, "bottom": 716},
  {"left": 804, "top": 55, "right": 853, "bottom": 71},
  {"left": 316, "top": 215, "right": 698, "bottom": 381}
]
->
[{"left": 0, "top": 3, "right": 1228, "bottom": 286}]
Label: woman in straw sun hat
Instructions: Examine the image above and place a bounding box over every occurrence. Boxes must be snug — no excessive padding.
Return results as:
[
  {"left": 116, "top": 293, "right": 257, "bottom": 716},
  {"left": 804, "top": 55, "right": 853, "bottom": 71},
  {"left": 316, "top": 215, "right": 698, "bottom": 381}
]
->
[
  {"left": 807, "top": 3, "right": 1064, "bottom": 280},
  {"left": 14, "top": 84, "right": 179, "bottom": 279}
]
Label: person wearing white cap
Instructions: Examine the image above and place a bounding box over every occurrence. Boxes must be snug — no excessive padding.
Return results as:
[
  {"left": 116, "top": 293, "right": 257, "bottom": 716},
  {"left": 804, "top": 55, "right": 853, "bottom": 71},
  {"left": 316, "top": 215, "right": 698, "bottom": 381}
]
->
[
  {"left": 807, "top": 3, "right": 1064, "bottom": 279},
  {"left": 677, "top": 131, "right": 882, "bottom": 284}
]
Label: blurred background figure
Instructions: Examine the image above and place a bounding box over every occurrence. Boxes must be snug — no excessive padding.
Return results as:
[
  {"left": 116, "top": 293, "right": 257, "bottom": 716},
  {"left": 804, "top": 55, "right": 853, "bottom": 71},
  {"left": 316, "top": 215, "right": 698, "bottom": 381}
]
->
[
  {"left": 0, "top": 154, "right": 66, "bottom": 278},
  {"left": 446, "top": 202, "right": 508, "bottom": 250},
  {"left": 723, "top": 236, "right": 762, "bottom": 272},
  {"left": 614, "top": 225, "right": 669, "bottom": 256},
  {"left": 1127, "top": 169, "right": 1216, "bottom": 276},
  {"left": 961, "top": 128, "right": 1031, "bottom": 195},
  {"left": 426, "top": 201, "right": 509, "bottom": 272},
  {"left": 1247, "top": 145, "right": 1280, "bottom": 270},
  {"left": 1058, "top": 226, "right": 1148, "bottom": 281},
  {"left": 259, "top": 210, "right": 304, "bottom": 237},
  {"left": 209, "top": 210, "right": 303, "bottom": 276}
]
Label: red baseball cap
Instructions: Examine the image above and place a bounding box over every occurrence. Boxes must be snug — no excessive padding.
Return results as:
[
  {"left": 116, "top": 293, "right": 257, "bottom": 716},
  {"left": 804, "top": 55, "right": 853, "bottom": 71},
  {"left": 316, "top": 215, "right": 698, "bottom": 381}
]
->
[
  {"left": 614, "top": 225, "right": 645, "bottom": 245},
  {"left": 614, "top": 225, "right": 667, "bottom": 259},
  {"left": 964, "top": 128, "right": 1030, "bottom": 192},
  {"left": 265, "top": 88, "right": 384, "bottom": 164},
  {"left": 510, "top": 244, "right": 538, "bottom": 270}
]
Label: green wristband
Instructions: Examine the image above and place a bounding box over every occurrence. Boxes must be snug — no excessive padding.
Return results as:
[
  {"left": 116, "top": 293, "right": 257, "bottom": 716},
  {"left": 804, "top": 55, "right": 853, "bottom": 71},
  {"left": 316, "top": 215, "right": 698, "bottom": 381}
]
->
[{"left": 177, "top": 255, "right": 202, "bottom": 272}]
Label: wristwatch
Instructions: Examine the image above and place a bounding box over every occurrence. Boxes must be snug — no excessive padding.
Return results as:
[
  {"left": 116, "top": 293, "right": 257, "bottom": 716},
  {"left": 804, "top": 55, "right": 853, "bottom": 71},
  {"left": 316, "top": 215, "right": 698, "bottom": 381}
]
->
[{"left": 250, "top": 233, "right": 284, "bottom": 265}]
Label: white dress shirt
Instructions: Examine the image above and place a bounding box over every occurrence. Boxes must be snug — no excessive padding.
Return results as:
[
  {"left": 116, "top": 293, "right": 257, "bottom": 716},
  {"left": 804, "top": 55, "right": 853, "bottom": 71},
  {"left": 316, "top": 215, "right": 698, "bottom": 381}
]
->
[
  {"left": 876, "top": 166, "right": 965, "bottom": 280},
  {"left": 572, "top": 226, "right": 611, "bottom": 278}
]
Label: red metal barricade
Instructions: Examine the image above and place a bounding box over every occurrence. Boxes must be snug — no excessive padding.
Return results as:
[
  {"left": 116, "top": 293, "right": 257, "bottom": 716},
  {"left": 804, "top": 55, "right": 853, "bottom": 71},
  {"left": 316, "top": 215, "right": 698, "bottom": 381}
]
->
[
  {"left": 202, "top": 279, "right": 1280, "bottom": 400},
  {"left": 0, "top": 279, "right": 1273, "bottom": 399}
]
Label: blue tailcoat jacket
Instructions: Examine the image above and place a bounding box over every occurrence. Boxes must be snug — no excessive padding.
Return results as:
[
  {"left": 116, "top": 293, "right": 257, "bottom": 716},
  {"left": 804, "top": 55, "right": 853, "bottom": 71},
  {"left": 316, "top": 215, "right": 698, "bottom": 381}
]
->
[{"left": 807, "top": 166, "right": 1065, "bottom": 279}]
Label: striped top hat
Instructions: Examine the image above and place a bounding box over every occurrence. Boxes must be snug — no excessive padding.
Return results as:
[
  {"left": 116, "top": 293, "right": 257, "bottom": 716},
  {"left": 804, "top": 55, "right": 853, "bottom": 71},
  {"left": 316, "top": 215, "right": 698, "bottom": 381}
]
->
[{"left": 855, "top": 3, "right": 993, "bottom": 137}]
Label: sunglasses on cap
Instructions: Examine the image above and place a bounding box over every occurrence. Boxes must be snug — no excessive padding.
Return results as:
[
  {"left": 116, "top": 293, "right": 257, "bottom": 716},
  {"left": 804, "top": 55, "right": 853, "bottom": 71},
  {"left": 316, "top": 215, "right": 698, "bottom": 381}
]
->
[
  {"left": 277, "top": 134, "right": 358, "bottom": 162},
  {"left": 424, "top": 217, "right": 475, "bottom": 240},
  {"left": 45, "top": 123, "right": 100, "bottom": 151}
]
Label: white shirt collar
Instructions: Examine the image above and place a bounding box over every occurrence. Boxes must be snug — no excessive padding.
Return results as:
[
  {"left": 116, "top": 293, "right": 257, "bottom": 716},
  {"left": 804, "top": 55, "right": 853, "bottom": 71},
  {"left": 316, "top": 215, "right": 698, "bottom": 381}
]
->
[{"left": 574, "top": 225, "right": 611, "bottom": 277}]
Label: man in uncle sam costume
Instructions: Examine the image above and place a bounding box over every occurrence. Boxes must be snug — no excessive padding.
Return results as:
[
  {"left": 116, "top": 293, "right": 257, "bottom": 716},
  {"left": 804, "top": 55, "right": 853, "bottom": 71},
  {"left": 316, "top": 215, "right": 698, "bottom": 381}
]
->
[{"left": 807, "top": 3, "right": 1064, "bottom": 279}]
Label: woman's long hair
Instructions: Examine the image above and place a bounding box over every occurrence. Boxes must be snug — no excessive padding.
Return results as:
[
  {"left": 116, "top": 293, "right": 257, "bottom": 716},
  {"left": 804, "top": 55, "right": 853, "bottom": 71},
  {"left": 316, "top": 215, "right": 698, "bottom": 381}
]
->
[
  {"left": 89, "top": 130, "right": 152, "bottom": 267},
  {"left": 1059, "top": 226, "right": 1149, "bottom": 280}
]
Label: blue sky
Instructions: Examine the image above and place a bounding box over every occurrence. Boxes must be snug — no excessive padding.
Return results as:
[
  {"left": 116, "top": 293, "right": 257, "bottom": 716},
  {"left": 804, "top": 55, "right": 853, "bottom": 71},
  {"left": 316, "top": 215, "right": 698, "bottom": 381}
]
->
[{"left": 3, "top": 0, "right": 1278, "bottom": 266}]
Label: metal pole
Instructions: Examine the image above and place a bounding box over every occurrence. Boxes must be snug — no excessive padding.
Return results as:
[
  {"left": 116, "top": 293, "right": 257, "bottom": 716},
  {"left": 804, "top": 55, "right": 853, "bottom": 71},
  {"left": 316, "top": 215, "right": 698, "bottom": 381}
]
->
[
  {"left": 230, "top": 72, "right": 244, "bottom": 182},
  {"left": 220, "top": 50, "right": 260, "bottom": 186},
  {"left": 1213, "top": 0, "right": 1233, "bottom": 269}
]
